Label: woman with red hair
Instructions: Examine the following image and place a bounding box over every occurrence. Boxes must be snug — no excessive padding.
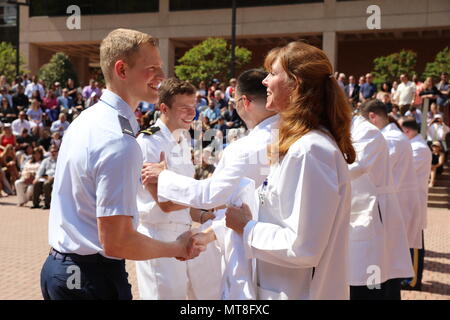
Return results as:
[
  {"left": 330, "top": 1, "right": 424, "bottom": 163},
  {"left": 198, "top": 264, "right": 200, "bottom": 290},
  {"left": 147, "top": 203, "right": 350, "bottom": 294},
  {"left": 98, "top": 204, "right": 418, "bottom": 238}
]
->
[{"left": 225, "top": 41, "right": 355, "bottom": 300}]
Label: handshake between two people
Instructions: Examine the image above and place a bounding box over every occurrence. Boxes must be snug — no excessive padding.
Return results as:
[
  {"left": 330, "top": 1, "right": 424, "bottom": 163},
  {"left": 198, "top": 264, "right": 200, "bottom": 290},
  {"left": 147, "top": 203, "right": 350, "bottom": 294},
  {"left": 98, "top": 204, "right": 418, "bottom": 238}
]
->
[
  {"left": 175, "top": 201, "right": 253, "bottom": 261},
  {"left": 175, "top": 229, "right": 210, "bottom": 261}
]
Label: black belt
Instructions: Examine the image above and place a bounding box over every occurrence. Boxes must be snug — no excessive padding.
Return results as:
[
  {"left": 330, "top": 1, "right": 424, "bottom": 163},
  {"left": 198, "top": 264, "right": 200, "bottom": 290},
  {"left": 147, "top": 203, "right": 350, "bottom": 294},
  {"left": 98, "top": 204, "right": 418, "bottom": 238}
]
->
[{"left": 49, "top": 248, "right": 123, "bottom": 264}]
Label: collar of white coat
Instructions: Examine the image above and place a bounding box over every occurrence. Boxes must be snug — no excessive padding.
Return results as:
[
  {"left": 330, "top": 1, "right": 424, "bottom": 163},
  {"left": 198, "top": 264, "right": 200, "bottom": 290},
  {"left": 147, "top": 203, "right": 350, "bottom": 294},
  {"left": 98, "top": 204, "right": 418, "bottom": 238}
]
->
[
  {"left": 410, "top": 133, "right": 425, "bottom": 144},
  {"left": 100, "top": 89, "right": 140, "bottom": 136},
  {"left": 253, "top": 114, "right": 279, "bottom": 133},
  {"left": 351, "top": 115, "right": 365, "bottom": 128},
  {"left": 381, "top": 122, "right": 400, "bottom": 134}
]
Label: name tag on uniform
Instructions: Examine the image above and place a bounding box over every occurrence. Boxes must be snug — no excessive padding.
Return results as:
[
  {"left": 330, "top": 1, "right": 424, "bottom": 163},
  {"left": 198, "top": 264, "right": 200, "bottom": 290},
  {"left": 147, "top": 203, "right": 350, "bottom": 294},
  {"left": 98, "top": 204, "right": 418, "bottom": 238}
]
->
[{"left": 118, "top": 115, "right": 135, "bottom": 137}]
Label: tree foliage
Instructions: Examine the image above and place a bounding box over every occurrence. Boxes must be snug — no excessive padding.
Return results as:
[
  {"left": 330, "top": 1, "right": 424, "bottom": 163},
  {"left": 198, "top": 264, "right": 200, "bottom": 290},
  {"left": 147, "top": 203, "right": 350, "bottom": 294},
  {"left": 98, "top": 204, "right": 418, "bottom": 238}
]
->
[
  {"left": 38, "top": 52, "right": 78, "bottom": 88},
  {"left": 0, "top": 42, "right": 28, "bottom": 83},
  {"left": 372, "top": 50, "right": 417, "bottom": 85},
  {"left": 175, "top": 38, "right": 252, "bottom": 85},
  {"left": 423, "top": 47, "right": 450, "bottom": 80}
]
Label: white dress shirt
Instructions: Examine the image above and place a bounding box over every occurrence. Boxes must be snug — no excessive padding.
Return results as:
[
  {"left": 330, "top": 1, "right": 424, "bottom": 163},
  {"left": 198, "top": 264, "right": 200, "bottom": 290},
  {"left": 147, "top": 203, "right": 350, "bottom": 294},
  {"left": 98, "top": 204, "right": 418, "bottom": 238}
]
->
[
  {"left": 24, "top": 82, "right": 45, "bottom": 99},
  {"left": 427, "top": 122, "right": 450, "bottom": 142},
  {"left": 11, "top": 118, "right": 31, "bottom": 136},
  {"left": 394, "top": 81, "right": 416, "bottom": 105}
]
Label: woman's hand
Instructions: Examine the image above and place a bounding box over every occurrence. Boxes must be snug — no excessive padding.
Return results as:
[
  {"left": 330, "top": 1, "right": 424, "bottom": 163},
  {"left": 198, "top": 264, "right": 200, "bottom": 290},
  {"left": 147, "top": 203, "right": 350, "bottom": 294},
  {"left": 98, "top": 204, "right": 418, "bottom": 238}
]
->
[{"left": 225, "top": 203, "right": 253, "bottom": 234}]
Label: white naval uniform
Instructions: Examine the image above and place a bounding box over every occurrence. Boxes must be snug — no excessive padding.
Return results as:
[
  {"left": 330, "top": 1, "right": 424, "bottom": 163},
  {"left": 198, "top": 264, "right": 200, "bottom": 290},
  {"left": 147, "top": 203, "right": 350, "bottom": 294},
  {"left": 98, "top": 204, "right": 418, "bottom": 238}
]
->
[
  {"left": 409, "top": 134, "right": 432, "bottom": 239},
  {"left": 381, "top": 123, "right": 422, "bottom": 249},
  {"left": 135, "top": 118, "right": 195, "bottom": 300},
  {"left": 243, "top": 130, "right": 351, "bottom": 300},
  {"left": 49, "top": 89, "right": 142, "bottom": 257},
  {"left": 348, "top": 116, "right": 413, "bottom": 286},
  {"left": 157, "top": 115, "right": 279, "bottom": 299}
]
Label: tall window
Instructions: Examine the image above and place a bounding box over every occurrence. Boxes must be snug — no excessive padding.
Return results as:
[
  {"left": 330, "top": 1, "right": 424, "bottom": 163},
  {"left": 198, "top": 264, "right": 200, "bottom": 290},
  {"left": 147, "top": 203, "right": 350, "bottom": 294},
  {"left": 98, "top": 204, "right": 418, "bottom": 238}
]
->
[{"left": 0, "top": 0, "right": 17, "bottom": 45}]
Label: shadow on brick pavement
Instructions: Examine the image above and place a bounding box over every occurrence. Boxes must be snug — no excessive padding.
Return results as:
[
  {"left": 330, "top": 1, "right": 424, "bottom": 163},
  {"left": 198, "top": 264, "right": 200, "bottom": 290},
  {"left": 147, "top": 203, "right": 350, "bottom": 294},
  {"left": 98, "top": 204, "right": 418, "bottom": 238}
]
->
[{"left": 1, "top": 195, "right": 449, "bottom": 300}]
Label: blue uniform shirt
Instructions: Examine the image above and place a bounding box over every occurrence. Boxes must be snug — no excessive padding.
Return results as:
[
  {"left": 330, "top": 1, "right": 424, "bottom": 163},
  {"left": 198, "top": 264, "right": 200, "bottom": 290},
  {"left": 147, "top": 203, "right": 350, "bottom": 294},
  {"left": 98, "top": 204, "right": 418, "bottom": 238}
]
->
[{"left": 48, "top": 89, "right": 143, "bottom": 258}]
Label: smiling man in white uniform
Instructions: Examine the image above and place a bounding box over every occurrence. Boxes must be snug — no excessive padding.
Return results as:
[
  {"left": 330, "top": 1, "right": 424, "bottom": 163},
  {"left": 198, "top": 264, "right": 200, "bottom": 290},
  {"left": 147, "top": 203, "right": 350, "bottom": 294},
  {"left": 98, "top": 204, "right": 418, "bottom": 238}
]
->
[{"left": 135, "top": 78, "right": 199, "bottom": 299}]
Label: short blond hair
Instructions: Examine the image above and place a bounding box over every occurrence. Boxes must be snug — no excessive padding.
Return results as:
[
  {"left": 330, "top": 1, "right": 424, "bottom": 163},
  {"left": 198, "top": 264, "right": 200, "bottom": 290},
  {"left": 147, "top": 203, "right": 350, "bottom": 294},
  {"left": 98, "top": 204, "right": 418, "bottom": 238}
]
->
[{"left": 100, "top": 28, "right": 158, "bottom": 83}]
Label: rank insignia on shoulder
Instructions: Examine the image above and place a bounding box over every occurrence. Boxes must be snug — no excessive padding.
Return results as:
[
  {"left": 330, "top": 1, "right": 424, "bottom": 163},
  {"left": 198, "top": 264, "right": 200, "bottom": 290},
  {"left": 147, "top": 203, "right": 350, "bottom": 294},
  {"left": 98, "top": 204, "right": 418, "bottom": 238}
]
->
[
  {"left": 140, "top": 126, "right": 160, "bottom": 136},
  {"left": 118, "top": 115, "right": 135, "bottom": 138}
]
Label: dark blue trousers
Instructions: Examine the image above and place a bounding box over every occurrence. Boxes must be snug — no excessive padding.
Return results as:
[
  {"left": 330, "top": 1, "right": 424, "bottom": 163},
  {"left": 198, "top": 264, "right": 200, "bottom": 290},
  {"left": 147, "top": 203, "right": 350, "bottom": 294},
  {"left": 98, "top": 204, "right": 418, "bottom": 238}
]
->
[{"left": 40, "top": 250, "right": 132, "bottom": 300}]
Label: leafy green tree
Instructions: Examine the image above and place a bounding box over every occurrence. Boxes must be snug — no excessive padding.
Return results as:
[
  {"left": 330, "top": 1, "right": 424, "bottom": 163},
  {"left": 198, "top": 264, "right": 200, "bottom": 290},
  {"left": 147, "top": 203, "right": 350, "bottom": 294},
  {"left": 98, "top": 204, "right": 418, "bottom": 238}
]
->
[
  {"left": 38, "top": 52, "right": 78, "bottom": 88},
  {"left": 0, "top": 41, "right": 28, "bottom": 83},
  {"left": 175, "top": 38, "right": 252, "bottom": 85},
  {"left": 372, "top": 50, "right": 417, "bottom": 86},
  {"left": 423, "top": 47, "right": 450, "bottom": 81}
]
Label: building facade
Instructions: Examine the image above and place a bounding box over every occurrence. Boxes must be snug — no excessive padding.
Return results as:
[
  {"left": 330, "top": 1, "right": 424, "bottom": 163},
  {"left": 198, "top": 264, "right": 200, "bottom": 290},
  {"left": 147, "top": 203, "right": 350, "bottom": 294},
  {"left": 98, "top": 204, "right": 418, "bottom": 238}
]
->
[{"left": 20, "top": 0, "right": 450, "bottom": 84}]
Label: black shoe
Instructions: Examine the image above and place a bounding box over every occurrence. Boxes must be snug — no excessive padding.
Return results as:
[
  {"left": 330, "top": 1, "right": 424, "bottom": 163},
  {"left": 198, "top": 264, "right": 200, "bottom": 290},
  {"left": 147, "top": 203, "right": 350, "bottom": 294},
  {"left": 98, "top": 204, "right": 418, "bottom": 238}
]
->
[
  {"left": 43, "top": 205, "right": 50, "bottom": 210},
  {"left": 31, "top": 205, "right": 42, "bottom": 209},
  {"left": 401, "top": 279, "right": 422, "bottom": 291}
]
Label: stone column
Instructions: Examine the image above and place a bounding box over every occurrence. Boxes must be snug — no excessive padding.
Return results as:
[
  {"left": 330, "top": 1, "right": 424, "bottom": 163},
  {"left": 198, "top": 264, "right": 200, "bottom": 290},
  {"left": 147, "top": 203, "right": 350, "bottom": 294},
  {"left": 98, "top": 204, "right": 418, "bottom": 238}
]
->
[
  {"left": 158, "top": 38, "right": 175, "bottom": 78},
  {"left": 322, "top": 31, "right": 338, "bottom": 72}
]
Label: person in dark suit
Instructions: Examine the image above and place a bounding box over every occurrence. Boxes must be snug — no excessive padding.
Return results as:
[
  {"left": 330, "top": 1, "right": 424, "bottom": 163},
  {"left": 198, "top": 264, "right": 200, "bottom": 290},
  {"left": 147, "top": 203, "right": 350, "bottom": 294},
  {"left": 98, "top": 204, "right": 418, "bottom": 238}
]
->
[{"left": 344, "top": 75, "right": 360, "bottom": 107}]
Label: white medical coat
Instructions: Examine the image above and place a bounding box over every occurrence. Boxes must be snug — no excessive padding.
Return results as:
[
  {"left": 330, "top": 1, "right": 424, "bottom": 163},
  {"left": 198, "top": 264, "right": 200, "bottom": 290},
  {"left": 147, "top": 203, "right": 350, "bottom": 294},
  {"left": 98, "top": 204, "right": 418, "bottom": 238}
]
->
[
  {"left": 381, "top": 123, "right": 422, "bottom": 249},
  {"left": 242, "top": 130, "right": 351, "bottom": 300},
  {"left": 348, "top": 116, "right": 413, "bottom": 285},
  {"left": 409, "top": 134, "right": 432, "bottom": 233}
]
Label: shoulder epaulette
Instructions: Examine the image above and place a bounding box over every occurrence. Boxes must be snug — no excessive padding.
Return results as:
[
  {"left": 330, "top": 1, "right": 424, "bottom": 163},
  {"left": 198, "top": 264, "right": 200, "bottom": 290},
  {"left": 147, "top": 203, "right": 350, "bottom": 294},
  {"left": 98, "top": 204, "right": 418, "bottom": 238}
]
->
[
  {"left": 140, "top": 126, "right": 160, "bottom": 136},
  {"left": 118, "top": 115, "right": 135, "bottom": 138}
]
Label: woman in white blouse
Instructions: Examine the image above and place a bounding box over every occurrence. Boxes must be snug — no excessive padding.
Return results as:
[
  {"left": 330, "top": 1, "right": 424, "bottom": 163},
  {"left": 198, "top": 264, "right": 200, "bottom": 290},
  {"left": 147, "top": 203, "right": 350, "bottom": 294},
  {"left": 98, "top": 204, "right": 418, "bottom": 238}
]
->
[{"left": 225, "top": 41, "right": 356, "bottom": 300}]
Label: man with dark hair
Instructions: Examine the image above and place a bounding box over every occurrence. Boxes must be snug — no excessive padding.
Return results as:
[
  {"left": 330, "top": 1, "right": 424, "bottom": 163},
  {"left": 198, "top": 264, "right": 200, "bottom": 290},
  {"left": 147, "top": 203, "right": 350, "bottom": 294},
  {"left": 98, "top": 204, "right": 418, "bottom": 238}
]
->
[
  {"left": 399, "top": 117, "right": 432, "bottom": 291},
  {"left": 135, "top": 77, "right": 199, "bottom": 299},
  {"left": 12, "top": 85, "right": 29, "bottom": 110},
  {"left": 345, "top": 75, "right": 360, "bottom": 106},
  {"left": 141, "top": 69, "right": 279, "bottom": 299},
  {"left": 223, "top": 98, "right": 243, "bottom": 129},
  {"left": 362, "top": 100, "right": 422, "bottom": 299}
]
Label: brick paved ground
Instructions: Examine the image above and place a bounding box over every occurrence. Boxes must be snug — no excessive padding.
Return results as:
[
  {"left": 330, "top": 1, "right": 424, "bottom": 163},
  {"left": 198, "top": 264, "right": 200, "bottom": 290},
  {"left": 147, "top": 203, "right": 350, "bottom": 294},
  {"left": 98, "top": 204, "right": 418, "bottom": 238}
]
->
[{"left": 0, "top": 195, "right": 448, "bottom": 300}]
